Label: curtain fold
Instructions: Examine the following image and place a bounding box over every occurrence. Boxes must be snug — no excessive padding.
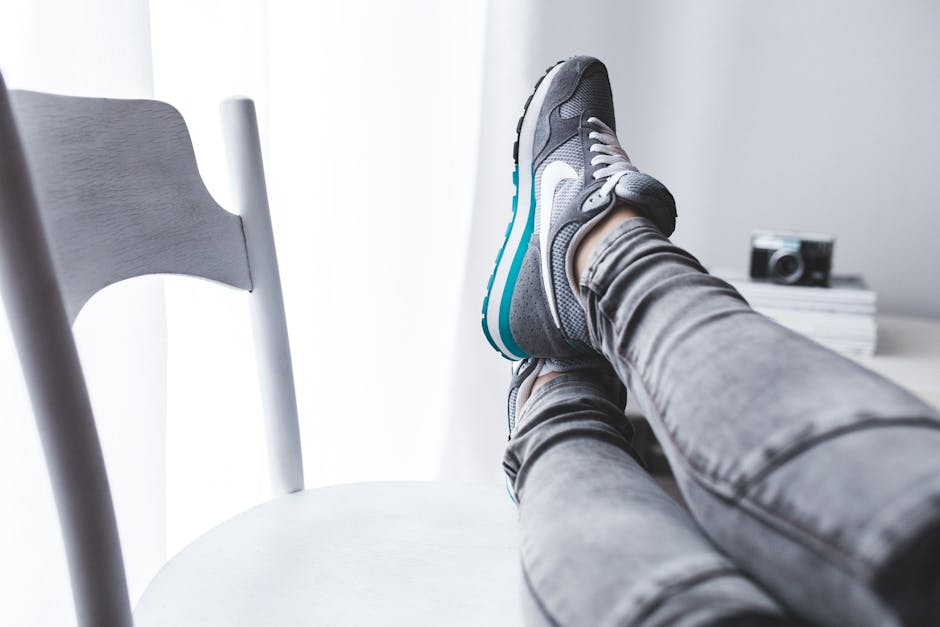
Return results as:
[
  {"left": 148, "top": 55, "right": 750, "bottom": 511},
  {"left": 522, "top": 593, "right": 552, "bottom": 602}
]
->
[{"left": 153, "top": 0, "right": 488, "bottom": 552}]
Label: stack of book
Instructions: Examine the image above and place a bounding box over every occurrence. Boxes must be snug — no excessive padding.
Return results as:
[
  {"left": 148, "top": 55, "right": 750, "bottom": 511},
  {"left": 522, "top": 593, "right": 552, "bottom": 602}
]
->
[{"left": 712, "top": 268, "right": 878, "bottom": 356}]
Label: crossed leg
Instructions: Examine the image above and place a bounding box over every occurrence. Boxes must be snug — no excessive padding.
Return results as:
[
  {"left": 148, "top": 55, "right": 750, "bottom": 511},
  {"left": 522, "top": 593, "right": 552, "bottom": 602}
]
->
[
  {"left": 504, "top": 368, "right": 799, "bottom": 626},
  {"left": 506, "top": 214, "right": 940, "bottom": 626}
]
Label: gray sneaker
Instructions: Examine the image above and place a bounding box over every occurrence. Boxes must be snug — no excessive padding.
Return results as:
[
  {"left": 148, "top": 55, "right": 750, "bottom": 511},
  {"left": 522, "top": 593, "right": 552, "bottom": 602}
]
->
[{"left": 482, "top": 56, "right": 676, "bottom": 360}]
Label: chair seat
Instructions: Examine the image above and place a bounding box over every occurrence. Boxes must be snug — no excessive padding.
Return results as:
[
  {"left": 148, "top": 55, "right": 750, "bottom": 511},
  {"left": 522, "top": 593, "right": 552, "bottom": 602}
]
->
[{"left": 134, "top": 481, "right": 524, "bottom": 626}]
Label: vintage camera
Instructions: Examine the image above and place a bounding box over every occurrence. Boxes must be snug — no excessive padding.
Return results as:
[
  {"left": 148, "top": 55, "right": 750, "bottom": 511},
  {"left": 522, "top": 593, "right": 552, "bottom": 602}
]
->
[{"left": 750, "top": 230, "right": 834, "bottom": 286}]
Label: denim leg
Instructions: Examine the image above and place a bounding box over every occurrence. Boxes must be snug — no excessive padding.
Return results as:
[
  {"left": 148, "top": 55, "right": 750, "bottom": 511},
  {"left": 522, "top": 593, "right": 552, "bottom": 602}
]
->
[
  {"left": 580, "top": 216, "right": 940, "bottom": 627},
  {"left": 504, "top": 374, "right": 796, "bottom": 627}
]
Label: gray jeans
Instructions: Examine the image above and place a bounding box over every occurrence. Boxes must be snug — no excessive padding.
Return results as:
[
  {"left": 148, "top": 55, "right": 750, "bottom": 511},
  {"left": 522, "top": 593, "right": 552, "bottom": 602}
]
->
[{"left": 503, "top": 217, "right": 940, "bottom": 627}]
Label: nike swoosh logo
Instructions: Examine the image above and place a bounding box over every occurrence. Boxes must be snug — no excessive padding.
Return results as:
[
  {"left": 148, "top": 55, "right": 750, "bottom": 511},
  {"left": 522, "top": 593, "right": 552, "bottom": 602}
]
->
[{"left": 539, "top": 160, "right": 578, "bottom": 329}]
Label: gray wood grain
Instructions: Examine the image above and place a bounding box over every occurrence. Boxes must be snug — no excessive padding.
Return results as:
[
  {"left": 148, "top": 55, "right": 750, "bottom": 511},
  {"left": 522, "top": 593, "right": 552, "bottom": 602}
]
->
[{"left": 9, "top": 90, "right": 252, "bottom": 322}]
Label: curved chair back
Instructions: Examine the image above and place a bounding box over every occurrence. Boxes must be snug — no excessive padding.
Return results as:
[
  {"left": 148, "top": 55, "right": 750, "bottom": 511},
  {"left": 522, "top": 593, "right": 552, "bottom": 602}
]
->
[
  {"left": 10, "top": 90, "right": 252, "bottom": 319},
  {"left": 0, "top": 72, "right": 303, "bottom": 626}
]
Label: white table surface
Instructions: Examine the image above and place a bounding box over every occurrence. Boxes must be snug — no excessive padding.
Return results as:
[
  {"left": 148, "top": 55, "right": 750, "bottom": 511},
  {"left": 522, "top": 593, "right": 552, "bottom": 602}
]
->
[{"left": 852, "top": 314, "right": 940, "bottom": 410}]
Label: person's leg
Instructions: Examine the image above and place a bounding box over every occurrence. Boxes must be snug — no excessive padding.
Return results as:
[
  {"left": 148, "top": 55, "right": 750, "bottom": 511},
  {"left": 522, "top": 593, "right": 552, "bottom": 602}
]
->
[
  {"left": 576, "top": 215, "right": 940, "bottom": 627},
  {"left": 481, "top": 54, "right": 939, "bottom": 625},
  {"left": 504, "top": 360, "right": 798, "bottom": 627}
]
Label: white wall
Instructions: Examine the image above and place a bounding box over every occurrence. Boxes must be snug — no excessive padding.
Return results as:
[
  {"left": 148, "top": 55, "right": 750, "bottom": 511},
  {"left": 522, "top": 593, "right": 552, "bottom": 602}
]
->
[{"left": 525, "top": 0, "right": 940, "bottom": 317}]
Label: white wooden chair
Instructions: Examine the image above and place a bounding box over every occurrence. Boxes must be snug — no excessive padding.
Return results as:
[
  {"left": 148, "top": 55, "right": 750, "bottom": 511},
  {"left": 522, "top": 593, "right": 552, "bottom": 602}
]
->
[{"left": 0, "top": 73, "right": 522, "bottom": 626}]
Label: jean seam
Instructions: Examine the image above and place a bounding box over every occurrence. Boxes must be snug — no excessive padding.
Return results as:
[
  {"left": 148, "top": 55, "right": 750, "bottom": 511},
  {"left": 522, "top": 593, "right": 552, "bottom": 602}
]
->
[
  {"left": 518, "top": 376, "right": 603, "bottom": 423},
  {"left": 581, "top": 221, "right": 656, "bottom": 294},
  {"left": 734, "top": 492, "right": 876, "bottom": 578},
  {"left": 512, "top": 422, "right": 643, "bottom": 503},
  {"left": 857, "top": 470, "right": 940, "bottom": 568},
  {"left": 587, "top": 287, "right": 877, "bottom": 574},
  {"left": 521, "top": 558, "right": 566, "bottom": 627},
  {"left": 618, "top": 564, "right": 753, "bottom": 627},
  {"left": 523, "top": 540, "right": 756, "bottom": 627},
  {"left": 580, "top": 227, "right": 940, "bottom": 580},
  {"left": 502, "top": 446, "right": 521, "bottom": 481},
  {"left": 589, "top": 271, "right": 940, "bottom": 494},
  {"left": 735, "top": 420, "right": 940, "bottom": 570},
  {"left": 739, "top": 417, "right": 940, "bottom": 491}
]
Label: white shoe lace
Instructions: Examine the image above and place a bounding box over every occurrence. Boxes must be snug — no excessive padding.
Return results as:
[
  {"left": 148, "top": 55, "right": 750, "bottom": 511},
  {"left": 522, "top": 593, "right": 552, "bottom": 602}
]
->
[{"left": 587, "top": 116, "right": 638, "bottom": 197}]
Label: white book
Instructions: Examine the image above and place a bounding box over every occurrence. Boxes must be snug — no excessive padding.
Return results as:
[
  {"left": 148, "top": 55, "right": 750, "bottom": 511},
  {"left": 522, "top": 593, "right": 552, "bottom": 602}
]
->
[
  {"left": 755, "top": 307, "right": 876, "bottom": 337},
  {"left": 776, "top": 329, "right": 876, "bottom": 345},
  {"left": 743, "top": 298, "right": 875, "bottom": 315},
  {"left": 811, "top": 338, "right": 876, "bottom": 357},
  {"left": 782, "top": 327, "right": 876, "bottom": 345},
  {"left": 751, "top": 307, "right": 878, "bottom": 357},
  {"left": 711, "top": 267, "right": 877, "bottom": 312}
]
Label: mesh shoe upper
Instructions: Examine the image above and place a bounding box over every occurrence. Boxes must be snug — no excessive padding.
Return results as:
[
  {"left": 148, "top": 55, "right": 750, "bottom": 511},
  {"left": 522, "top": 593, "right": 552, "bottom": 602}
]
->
[
  {"left": 481, "top": 55, "right": 676, "bottom": 361},
  {"left": 512, "top": 57, "right": 676, "bottom": 358}
]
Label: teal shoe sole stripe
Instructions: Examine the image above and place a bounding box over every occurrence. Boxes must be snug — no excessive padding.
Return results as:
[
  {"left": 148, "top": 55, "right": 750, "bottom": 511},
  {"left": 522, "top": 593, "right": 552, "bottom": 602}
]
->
[
  {"left": 482, "top": 59, "right": 566, "bottom": 361},
  {"left": 479, "top": 167, "right": 514, "bottom": 358},
  {"left": 498, "top": 166, "right": 534, "bottom": 359},
  {"left": 481, "top": 165, "right": 530, "bottom": 360}
]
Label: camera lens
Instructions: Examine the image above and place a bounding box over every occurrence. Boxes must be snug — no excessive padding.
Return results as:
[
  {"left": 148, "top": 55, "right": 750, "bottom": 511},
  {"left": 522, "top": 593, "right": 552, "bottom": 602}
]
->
[{"left": 768, "top": 248, "right": 804, "bottom": 284}]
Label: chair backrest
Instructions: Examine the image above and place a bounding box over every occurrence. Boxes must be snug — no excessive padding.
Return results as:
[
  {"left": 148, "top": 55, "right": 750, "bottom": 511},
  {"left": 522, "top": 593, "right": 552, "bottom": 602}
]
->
[
  {"left": 10, "top": 90, "right": 253, "bottom": 320},
  {"left": 0, "top": 73, "right": 303, "bottom": 626}
]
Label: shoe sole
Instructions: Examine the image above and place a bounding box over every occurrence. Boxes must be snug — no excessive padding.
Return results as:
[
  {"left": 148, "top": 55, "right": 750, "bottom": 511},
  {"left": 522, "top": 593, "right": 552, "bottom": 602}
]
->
[{"left": 482, "top": 60, "right": 566, "bottom": 360}]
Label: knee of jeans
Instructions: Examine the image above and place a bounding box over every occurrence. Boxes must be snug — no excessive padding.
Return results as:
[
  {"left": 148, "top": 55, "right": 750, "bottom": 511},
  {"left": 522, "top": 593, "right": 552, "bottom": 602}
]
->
[
  {"left": 871, "top": 514, "right": 940, "bottom": 627},
  {"left": 736, "top": 420, "right": 940, "bottom": 574},
  {"left": 712, "top": 394, "right": 940, "bottom": 490}
]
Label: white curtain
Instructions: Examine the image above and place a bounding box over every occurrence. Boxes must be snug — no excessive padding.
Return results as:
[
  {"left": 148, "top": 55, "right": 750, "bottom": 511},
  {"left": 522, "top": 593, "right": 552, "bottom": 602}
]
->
[
  {"left": 1, "top": 1, "right": 487, "bottom": 624},
  {"left": 149, "top": 0, "right": 488, "bottom": 554}
]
